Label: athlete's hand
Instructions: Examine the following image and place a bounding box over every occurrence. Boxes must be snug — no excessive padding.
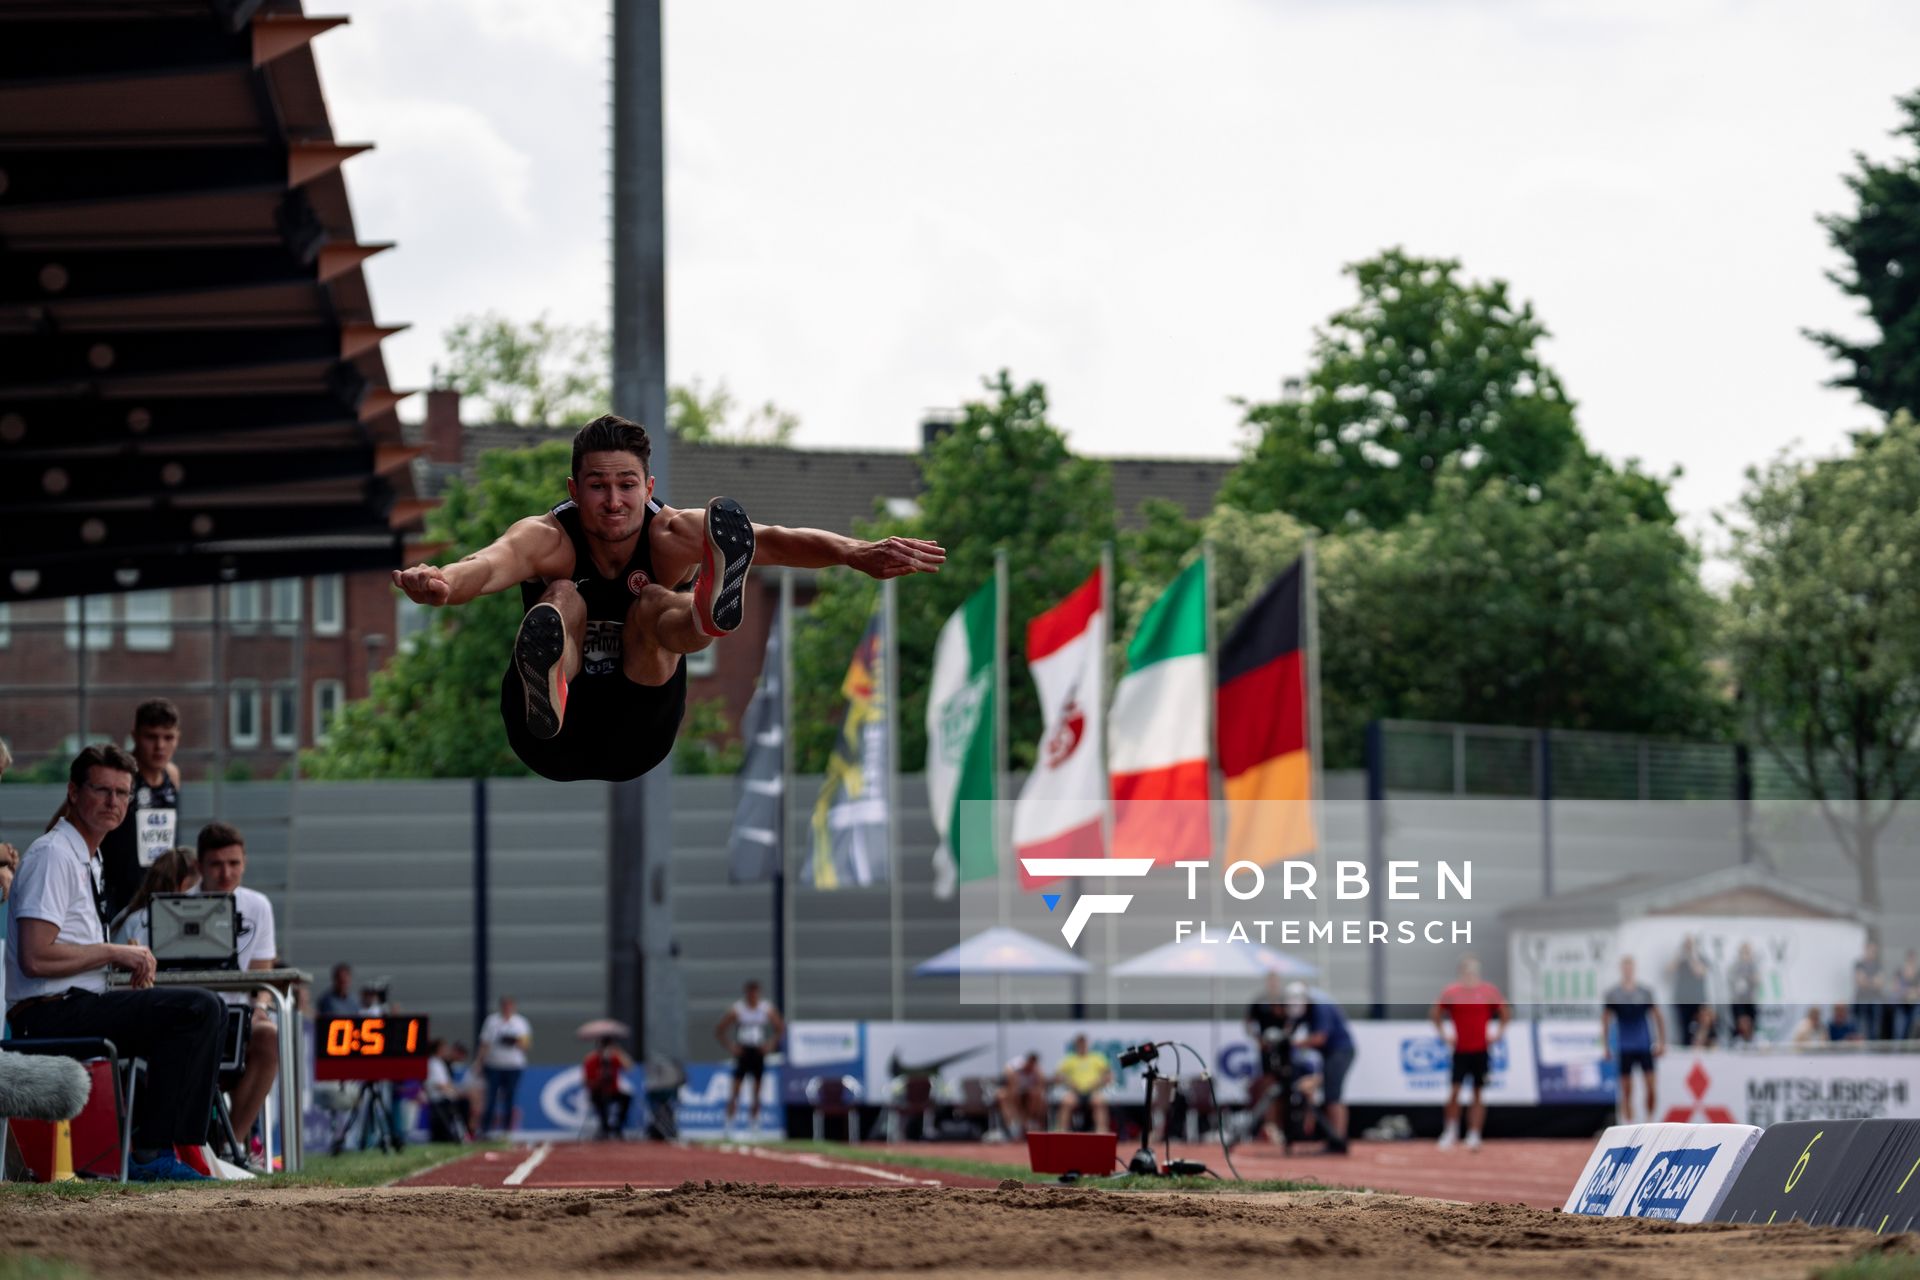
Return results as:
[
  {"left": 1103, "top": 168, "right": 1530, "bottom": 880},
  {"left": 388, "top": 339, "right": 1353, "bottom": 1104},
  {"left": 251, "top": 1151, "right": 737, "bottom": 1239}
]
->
[
  {"left": 846, "top": 536, "right": 945, "bottom": 579},
  {"left": 393, "top": 563, "right": 453, "bottom": 606}
]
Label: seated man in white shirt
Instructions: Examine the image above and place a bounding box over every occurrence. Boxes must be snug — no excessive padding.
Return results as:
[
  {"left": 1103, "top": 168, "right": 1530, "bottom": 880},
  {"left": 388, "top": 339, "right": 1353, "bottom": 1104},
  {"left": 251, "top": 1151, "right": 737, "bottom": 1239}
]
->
[
  {"left": 4, "top": 745, "right": 225, "bottom": 1182},
  {"left": 193, "top": 821, "right": 279, "bottom": 1145}
]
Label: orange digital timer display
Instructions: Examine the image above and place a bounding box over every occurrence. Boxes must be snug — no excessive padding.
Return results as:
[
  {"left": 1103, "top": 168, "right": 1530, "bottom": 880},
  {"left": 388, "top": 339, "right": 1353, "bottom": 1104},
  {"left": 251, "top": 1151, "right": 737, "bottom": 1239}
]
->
[{"left": 314, "top": 1016, "right": 430, "bottom": 1083}]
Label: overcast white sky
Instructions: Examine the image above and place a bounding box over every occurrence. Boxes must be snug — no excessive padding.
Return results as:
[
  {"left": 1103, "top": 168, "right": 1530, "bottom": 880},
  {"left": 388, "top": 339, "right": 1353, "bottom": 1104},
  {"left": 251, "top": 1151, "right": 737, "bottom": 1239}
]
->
[{"left": 316, "top": 0, "right": 1920, "bottom": 551}]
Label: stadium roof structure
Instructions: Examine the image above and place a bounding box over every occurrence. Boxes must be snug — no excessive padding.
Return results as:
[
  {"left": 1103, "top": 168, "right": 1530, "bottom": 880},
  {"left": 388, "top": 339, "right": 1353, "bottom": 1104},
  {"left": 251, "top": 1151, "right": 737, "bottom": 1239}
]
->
[{"left": 0, "top": 0, "right": 427, "bottom": 604}]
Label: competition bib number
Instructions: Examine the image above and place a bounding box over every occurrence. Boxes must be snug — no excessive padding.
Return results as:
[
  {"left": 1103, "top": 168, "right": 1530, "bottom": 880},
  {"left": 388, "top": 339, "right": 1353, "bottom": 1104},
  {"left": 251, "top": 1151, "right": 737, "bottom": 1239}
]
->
[
  {"left": 737, "top": 1022, "right": 767, "bottom": 1048},
  {"left": 137, "top": 807, "right": 177, "bottom": 866}
]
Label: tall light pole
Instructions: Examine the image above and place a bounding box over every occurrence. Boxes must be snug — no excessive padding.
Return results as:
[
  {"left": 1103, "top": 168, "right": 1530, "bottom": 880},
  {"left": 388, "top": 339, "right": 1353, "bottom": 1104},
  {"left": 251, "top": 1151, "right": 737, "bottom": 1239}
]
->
[{"left": 610, "top": 0, "right": 682, "bottom": 1060}]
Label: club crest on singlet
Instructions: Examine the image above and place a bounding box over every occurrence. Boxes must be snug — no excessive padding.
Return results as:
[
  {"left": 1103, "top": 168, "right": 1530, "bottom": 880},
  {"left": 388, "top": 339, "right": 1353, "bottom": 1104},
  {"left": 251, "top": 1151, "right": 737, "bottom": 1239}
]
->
[{"left": 626, "top": 569, "right": 651, "bottom": 595}]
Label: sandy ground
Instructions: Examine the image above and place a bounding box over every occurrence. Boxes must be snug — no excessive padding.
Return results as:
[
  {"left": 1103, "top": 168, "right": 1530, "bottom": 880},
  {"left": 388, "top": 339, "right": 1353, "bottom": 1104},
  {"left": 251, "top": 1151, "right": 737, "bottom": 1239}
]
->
[{"left": 1, "top": 1182, "right": 1909, "bottom": 1279}]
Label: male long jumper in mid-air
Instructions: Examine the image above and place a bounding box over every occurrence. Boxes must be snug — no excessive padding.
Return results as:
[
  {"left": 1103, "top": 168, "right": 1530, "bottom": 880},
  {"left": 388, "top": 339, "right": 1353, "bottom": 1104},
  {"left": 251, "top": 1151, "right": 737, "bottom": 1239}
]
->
[{"left": 393, "top": 414, "right": 945, "bottom": 782}]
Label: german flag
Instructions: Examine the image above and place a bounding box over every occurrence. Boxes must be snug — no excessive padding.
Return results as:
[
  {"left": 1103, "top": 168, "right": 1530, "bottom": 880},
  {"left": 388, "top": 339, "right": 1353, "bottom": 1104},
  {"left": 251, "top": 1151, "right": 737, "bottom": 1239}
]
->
[{"left": 1215, "top": 557, "right": 1314, "bottom": 864}]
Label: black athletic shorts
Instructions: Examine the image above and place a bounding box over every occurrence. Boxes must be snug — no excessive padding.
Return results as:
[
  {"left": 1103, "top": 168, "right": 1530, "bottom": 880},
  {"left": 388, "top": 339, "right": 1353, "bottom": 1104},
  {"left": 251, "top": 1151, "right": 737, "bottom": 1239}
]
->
[
  {"left": 501, "top": 663, "right": 686, "bottom": 783},
  {"left": 735, "top": 1046, "right": 767, "bottom": 1080},
  {"left": 1450, "top": 1050, "right": 1490, "bottom": 1086},
  {"left": 1617, "top": 1049, "right": 1655, "bottom": 1078}
]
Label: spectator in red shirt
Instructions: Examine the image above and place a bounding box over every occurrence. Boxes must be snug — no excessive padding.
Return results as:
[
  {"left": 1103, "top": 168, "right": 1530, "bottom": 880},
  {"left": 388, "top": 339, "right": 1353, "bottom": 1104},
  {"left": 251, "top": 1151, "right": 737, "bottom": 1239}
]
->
[{"left": 1430, "top": 955, "right": 1508, "bottom": 1152}]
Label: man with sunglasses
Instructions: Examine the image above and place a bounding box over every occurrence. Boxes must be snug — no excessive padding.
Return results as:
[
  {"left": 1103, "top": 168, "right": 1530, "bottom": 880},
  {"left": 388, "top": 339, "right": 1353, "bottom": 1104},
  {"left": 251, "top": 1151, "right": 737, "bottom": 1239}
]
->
[{"left": 4, "top": 745, "right": 225, "bottom": 1181}]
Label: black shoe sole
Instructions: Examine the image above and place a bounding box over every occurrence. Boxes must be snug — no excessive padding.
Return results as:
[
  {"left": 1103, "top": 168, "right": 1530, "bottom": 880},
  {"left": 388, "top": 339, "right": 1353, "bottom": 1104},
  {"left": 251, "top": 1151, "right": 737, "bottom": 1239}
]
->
[
  {"left": 701, "top": 497, "right": 755, "bottom": 634},
  {"left": 514, "top": 602, "right": 567, "bottom": 740}
]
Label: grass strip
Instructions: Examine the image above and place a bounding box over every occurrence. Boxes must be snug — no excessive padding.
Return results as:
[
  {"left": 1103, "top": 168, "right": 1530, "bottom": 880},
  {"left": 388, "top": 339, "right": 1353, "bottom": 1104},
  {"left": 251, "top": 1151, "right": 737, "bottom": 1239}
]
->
[
  {"left": 0, "top": 1141, "right": 501, "bottom": 1200},
  {"left": 1818, "top": 1258, "right": 1920, "bottom": 1280}
]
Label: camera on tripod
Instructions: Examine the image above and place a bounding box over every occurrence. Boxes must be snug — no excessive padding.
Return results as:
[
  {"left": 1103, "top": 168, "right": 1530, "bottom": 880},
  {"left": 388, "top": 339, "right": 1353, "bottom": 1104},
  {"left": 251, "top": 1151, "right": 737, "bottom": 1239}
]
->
[{"left": 1117, "top": 1041, "right": 1159, "bottom": 1070}]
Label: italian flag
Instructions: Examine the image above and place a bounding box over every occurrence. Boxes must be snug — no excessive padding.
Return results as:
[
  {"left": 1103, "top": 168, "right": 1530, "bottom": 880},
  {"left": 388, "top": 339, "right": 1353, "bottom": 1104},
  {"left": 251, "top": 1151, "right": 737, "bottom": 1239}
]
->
[
  {"left": 1013, "top": 566, "right": 1106, "bottom": 886},
  {"left": 1108, "top": 555, "right": 1212, "bottom": 862},
  {"left": 927, "top": 577, "right": 1000, "bottom": 890}
]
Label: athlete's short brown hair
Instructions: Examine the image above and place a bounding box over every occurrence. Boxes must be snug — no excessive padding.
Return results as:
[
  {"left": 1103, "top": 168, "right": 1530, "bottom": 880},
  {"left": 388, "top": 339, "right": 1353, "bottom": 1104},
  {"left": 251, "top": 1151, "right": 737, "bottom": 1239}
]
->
[
  {"left": 572, "top": 414, "right": 651, "bottom": 479},
  {"left": 134, "top": 697, "right": 180, "bottom": 730}
]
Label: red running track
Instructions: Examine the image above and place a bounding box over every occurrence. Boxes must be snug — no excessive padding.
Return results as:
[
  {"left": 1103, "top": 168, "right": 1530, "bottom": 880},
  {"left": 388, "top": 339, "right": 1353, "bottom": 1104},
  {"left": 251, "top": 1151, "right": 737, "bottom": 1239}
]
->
[
  {"left": 930, "top": 1136, "right": 1591, "bottom": 1207},
  {"left": 404, "top": 1137, "right": 1587, "bottom": 1206},
  {"left": 403, "top": 1141, "right": 1005, "bottom": 1190}
]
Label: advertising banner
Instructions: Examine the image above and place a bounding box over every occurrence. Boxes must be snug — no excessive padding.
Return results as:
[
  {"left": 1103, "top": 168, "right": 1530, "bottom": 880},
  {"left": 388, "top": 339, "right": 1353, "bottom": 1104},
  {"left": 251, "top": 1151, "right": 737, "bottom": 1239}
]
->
[
  {"left": 1343, "top": 1020, "right": 1539, "bottom": 1106},
  {"left": 1660, "top": 1050, "right": 1920, "bottom": 1127},
  {"left": 786, "top": 1019, "right": 1544, "bottom": 1109},
  {"left": 674, "top": 1062, "right": 785, "bottom": 1138},
  {"left": 1533, "top": 1018, "right": 1618, "bottom": 1106}
]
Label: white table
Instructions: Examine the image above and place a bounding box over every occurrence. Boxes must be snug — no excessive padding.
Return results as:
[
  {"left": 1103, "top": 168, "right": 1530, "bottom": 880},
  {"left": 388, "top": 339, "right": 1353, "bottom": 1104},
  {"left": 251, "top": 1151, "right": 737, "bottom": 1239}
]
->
[{"left": 108, "top": 966, "right": 310, "bottom": 1172}]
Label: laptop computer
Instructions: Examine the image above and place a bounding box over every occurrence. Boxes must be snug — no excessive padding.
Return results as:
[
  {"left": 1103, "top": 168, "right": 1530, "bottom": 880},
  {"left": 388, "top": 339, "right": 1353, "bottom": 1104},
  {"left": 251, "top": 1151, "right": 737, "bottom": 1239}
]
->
[
  {"left": 148, "top": 893, "right": 238, "bottom": 971},
  {"left": 1026, "top": 1131, "right": 1118, "bottom": 1178}
]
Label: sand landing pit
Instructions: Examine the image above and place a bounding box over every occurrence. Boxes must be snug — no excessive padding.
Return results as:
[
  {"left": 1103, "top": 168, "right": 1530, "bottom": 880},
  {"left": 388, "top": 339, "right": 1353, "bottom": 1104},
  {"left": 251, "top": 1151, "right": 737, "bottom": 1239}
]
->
[{"left": 0, "top": 1182, "right": 1908, "bottom": 1279}]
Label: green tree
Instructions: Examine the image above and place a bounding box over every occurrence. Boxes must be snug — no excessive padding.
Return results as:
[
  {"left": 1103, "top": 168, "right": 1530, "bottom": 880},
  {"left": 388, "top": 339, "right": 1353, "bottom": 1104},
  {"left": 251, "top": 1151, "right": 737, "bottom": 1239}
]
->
[
  {"left": 1725, "top": 411, "right": 1920, "bottom": 910},
  {"left": 440, "top": 312, "right": 610, "bottom": 426},
  {"left": 1808, "top": 88, "right": 1920, "bottom": 417},
  {"left": 438, "top": 311, "right": 800, "bottom": 444},
  {"left": 790, "top": 372, "right": 1116, "bottom": 773},
  {"left": 1323, "top": 455, "right": 1725, "bottom": 763},
  {"left": 1125, "top": 457, "right": 1724, "bottom": 769},
  {"left": 1221, "top": 249, "right": 1584, "bottom": 530},
  {"left": 669, "top": 377, "right": 799, "bottom": 445},
  {"left": 675, "top": 696, "right": 748, "bottom": 775}
]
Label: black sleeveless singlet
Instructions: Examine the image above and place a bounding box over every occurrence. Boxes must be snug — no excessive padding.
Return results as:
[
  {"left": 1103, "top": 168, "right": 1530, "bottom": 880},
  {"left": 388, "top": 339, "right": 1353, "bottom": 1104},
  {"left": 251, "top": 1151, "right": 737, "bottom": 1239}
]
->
[{"left": 499, "top": 499, "right": 688, "bottom": 782}]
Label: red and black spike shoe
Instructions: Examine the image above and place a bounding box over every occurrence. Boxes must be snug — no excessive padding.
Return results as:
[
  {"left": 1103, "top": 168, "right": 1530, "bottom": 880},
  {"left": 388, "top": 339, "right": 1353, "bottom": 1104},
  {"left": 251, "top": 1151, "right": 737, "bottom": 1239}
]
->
[{"left": 693, "top": 497, "right": 755, "bottom": 638}]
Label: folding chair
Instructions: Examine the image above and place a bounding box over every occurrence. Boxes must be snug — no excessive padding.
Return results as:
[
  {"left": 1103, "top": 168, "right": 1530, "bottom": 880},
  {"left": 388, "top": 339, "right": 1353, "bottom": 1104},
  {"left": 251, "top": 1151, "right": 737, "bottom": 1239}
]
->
[
  {"left": 0, "top": 1038, "right": 139, "bottom": 1182},
  {"left": 886, "top": 1075, "right": 937, "bottom": 1143},
  {"left": 1184, "top": 1075, "right": 1220, "bottom": 1142},
  {"left": 806, "top": 1075, "right": 862, "bottom": 1143}
]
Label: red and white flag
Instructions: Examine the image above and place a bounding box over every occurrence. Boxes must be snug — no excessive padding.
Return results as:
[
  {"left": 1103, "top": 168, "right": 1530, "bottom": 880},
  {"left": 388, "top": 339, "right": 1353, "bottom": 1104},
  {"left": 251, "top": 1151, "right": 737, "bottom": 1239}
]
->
[{"left": 1013, "top": 567, "right": 1106, "bottom": 886}]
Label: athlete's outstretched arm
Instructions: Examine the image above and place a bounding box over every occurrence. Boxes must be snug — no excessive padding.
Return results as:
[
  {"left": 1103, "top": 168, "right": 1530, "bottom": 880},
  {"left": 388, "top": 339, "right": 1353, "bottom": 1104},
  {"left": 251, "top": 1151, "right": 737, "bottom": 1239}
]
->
[
  {"left": 393, "top": 516, "right": 570, "bottom": 607},
  {"left": 753, "top": 523, "right": 945, "bottom": 578}
]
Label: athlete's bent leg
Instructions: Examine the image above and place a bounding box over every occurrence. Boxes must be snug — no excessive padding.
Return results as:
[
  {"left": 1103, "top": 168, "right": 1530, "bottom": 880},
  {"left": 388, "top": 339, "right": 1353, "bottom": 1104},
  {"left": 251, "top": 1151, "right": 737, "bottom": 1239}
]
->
[
  {"left": 514, "top": 580, "right": 587, "bottom": 738},
  {"left": 622, "top": 584, "right": 713, "bottom": 686}
]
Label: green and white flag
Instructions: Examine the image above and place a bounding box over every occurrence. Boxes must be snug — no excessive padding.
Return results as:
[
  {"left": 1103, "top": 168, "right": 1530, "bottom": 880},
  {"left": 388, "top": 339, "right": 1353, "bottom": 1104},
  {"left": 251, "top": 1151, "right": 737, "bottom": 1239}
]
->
[{"left": 927, "top": 576, "right": 999, "bottom": 896}]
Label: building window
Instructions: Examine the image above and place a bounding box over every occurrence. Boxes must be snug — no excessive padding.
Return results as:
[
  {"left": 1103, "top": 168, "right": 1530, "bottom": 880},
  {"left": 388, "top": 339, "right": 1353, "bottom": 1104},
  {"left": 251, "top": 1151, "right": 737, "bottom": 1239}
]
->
[
  {"left": 63, "top": 596, "right": 113, "bottom": 650},
  {"left": 396, "top": 596, "right": 432, "bottom": 654},
  {"left": 123, "top": 590, "right": 173, "bottom": 652},
  {"left": 313, "top": 679, "right": 345, "bottom": 741},
  {"left": 685, "top": 645, "right": 717, "bottom": 678},
  {"left": 312, "top": 574, "right": 345, "bottom": 636},
  {"left": 226, "top": 582, "right": 262, "bottom": 632},
  {"left": 230, "top": 682, "right": 261, "bottom": 748},
  {"left": 269, "top": 578, "right": 301, "bottom": 627},
  {"left": 271, "top": 682, "right": 299, "bottom": 749}
]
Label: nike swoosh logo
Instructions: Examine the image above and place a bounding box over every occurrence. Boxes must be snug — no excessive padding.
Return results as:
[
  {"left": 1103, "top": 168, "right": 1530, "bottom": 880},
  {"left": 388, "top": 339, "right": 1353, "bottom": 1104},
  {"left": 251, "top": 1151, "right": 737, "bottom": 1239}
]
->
[{"left": 888, "top": 1046, "right": 992, "bottom": 1078}]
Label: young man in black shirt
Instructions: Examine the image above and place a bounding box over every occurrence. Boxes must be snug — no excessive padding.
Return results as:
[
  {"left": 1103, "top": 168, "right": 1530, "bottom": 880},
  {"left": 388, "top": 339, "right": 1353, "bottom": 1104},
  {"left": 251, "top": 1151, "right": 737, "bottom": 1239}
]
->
[{"left": 99, "top": 698, "right": 182, "bottom": 923}]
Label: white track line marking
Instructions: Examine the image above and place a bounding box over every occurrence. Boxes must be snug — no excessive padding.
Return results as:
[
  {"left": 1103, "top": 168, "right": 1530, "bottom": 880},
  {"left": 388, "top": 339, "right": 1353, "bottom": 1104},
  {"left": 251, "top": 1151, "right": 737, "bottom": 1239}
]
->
[
  {"left": 503, "top": 1143, "right": 553, "bottom": 1187},
  {"left": 714, "top": 1143, "right": 941, "bottom": 1186}
]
